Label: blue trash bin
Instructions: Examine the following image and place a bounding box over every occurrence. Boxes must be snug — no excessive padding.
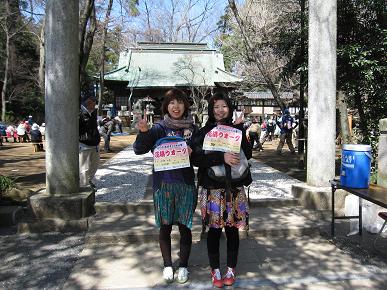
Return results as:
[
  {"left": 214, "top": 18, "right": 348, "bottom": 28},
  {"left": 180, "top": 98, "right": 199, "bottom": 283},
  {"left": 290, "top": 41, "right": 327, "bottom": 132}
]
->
[{"left": 340, "top": 144, "right": 372, "bottom": 188}]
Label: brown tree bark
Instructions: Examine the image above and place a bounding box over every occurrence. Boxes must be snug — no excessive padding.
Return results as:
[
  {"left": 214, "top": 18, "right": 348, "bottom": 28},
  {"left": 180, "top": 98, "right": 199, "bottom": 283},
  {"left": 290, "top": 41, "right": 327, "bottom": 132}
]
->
[
  {"left": 38, "top": 17, "right": 45, "bottom": 94},
  {"left": 228, "top": 0, "right": 286, "bottom": 111},
  {"left": 1, "top": 0, "right": 11, "bottom": 121},
  {"left": 354, "top": 89, "right": 368, "bottom": 139},
  {"left": 98, "top": 0, "right": 114, "bottom": 116},
  {"left": 79, "top": 0, "right": 96, "bottom": 90},
  {"left": 337, "top": 91, "right": 351, "bottom": 144}
]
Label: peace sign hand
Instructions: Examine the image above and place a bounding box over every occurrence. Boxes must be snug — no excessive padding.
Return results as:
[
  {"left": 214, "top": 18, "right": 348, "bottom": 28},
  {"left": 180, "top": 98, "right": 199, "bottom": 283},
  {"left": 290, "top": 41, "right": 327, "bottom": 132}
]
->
[
  {"left": 136, "top": 112, "right": 149, "bottom": 133},
  {"left": 233, "top": 109, "right": 245, "bottom": 125}
]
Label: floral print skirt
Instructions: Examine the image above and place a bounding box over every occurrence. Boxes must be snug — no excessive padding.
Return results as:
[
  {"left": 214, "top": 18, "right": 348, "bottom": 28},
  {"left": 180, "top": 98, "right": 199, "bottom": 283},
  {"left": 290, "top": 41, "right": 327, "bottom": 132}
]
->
[{"left": 199, "top": 186, "right": 249, "bottom": 230}]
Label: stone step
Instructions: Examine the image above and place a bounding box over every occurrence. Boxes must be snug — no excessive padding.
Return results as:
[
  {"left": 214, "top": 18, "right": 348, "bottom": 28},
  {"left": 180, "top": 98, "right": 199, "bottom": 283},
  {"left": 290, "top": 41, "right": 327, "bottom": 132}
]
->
[
  {"left": 94, "top": 197, "right": 300, "bottom": 214},
  {"left": 86, "top": 205, "right": 327, "bottom": 244},
  {"left": 249, "top": 197, "right": 300, "bottom": 207},
  {"left": 95, "top": 201, "right": 154, "bottom": 214},
  {"left": 18, "top": 217, "right": 89, "bottom": 233}
]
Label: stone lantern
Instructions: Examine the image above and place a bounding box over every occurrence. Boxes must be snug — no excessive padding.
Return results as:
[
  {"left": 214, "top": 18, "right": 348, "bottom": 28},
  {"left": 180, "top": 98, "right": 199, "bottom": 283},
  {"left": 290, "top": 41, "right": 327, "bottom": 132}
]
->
[{"left": 146, "top": 103, "right": 155, "bottom": 126}]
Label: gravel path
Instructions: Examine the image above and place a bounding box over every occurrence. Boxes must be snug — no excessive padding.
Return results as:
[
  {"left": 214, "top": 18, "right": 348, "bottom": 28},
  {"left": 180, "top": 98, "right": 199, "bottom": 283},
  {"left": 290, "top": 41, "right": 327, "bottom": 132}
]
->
[
  {"left": 94, "top": 145, "right": 153, "bottom": 202},
  {"left": 0, "top": 232, "right": 85, "bottom": 290},
  {"left": 249, "top": 159, "right": 302, "bottom": 199},
  {"left": 94, "top": 145, "right": 302, "bottom": 202}
]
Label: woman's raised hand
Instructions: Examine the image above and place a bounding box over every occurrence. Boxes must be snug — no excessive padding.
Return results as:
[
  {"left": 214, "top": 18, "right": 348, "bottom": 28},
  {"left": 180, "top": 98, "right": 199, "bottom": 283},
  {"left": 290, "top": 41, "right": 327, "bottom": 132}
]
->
[
  {"left": 233, "top": 109, "right": 245, "bottom": 125},
  {"left": 224, "top": 152, "right": 240, "bottom": 166},
  {"left": 136, "top": 112, "right": 149, "bottom": 132}
]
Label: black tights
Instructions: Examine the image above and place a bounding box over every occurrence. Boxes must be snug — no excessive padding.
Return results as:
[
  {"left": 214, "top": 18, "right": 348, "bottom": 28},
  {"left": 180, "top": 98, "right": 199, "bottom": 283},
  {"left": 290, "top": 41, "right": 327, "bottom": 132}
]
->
[
  {"left": 159, "top": 223, "right": 192, "bottom": 267},
  {"left": 207, "top": 226, "right": 239, "bottom": 270}
]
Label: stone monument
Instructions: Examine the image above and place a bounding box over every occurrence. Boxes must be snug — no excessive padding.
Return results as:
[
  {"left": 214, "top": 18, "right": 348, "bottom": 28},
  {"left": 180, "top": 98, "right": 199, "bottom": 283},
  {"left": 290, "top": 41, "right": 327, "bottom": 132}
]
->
[
  {"left": 146, "top": 103, "right": 155, "bottom": 126},
  {"left": 131, "top": 99, "right": 143, "bottom": 129}
]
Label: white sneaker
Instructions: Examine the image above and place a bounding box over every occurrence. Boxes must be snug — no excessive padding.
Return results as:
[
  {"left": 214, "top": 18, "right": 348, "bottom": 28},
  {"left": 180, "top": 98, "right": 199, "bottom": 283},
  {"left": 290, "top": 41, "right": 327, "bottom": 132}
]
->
[
  {"left": 176, "top": 267, "right": 189, "bottom": 284},
  {"left": 163, "top": 266, "right": 174, "bottom": 283}
]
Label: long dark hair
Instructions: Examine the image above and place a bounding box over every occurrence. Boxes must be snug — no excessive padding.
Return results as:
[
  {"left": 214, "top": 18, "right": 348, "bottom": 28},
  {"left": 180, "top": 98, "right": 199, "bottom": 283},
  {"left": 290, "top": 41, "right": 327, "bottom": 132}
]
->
[
  {"left": 207, "top": 92, "right": 234, "bottom": 125},
  {"left": 162, "top": 88, "right": 190, "bottom": 118}
]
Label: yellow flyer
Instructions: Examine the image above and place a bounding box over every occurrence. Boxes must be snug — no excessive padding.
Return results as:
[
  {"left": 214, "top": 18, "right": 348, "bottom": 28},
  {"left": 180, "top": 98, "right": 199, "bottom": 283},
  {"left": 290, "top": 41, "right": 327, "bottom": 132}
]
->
[
  {"left": 153, "top": 141, "right": 190, "bottom": 171},
  {"left": 203, "top": 125, "right": 242, "bottom": 153}
]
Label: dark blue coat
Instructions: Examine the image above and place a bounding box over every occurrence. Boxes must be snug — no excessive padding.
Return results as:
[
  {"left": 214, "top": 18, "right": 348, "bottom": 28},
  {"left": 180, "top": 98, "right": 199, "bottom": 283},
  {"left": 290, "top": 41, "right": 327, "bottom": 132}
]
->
[{"left": 133, "top": 120, "right": 197, "bottom": 190}]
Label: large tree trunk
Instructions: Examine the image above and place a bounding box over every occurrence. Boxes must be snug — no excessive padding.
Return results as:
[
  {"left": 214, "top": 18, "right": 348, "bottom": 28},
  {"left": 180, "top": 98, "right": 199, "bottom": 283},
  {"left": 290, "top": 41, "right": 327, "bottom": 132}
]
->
[
  {"left": 98, "top": 0, "right": 113, "bottom": 116},
  {"left": 38, "top": 17, "right": 45, "bottom": 94},
  {"left": 1, "top": 0, "right": 11, "bottom": 121},
  {"left": 1, "top": 34, "right": 10, "bottom": 122},
  {"left": 228, "top": 0, "right": 286, "bottom": 111},
  {"left": 297, "top": 0, "right": 306, "bottom": 165},
  {"left": 337, "top": 91, "right": 351, "bottom": 144},
  {"left": 7, "top": 0, "right": 20, "bottom": 88},
  {"left": 353, "top": 89, "right": 368, "bottom": 139},
  {"left": 144, "top": 1, "right": 153, "bottom": 41},
  {"left": 79, "top": 0, "right": 96, "bottom": 90}
]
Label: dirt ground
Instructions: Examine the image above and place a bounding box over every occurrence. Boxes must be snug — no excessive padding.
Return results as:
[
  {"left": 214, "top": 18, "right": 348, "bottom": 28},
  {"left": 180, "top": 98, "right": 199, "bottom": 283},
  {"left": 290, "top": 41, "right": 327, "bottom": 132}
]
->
[
  {"left": 0, "top": 134, "right": 137, "bottom": 192},
  {"left": 0, "top": 134, "right": 308, "bottom": 195}
]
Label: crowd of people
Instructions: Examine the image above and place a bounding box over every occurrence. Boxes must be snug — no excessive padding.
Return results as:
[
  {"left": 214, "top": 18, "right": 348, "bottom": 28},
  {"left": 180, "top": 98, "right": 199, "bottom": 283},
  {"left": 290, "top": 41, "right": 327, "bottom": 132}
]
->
[
  {"left": 0, "top": 116, "right": 45, "bottom": 148},
  {"left": 244, "top": 110, "right": 299, "bottom": 155}
]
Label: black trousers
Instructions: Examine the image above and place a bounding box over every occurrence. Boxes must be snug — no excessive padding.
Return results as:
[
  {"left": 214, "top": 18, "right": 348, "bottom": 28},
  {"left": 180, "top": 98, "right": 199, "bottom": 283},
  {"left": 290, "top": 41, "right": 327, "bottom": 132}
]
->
[
  {"left": 249, "top": 132, "right": 263, "bottom": 150},
  {"left": 159, "top": 223, "right": 192, "bottom": 267},
  {"left": 207, "top": 226, "right": 239, "bottom": 270}
]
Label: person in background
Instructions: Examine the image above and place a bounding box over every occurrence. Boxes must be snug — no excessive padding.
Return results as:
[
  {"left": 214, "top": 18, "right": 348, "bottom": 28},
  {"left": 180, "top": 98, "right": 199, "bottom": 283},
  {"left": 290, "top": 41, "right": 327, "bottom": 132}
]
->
[
  {"left": 27, "top": 115, "right": 33, "bottom": 126},
  {"left": 0, "top": 123, "right": 7, "bottom": 143},
  {"left": 114, "top": 115, "right": 123, "bottom": 133},
  {"left": 243, "top": 118, "right": 251, "bottom": 131},
  {"left": 259, "top": 119, "right": 268, "bottom": 145},
  {"left": 191, "top": 93, "right": 252, "bottom": 288},
  {"left": 30, "top": 123, "right": 44, "bottom": 151},
  {"left": 133, "top": 89, "right": 197, "bottom": 284},
  {"left": 276, "top": 108, "right": 298, "bottom": 155},
  {"left": 39, "top": 123, "right": 46, "bottom": 140},
  {"left": 6, "top": 124, "right": 17, "bottom": 142},
  {"left": 79, "top": 93, "right": 100, "bottom": 190},
  {"left": 266, "top": 118, "right": 275, "bottom": 141},
  {"left": 16, "top": 120, "right": 27, "bottom": 142},
  {"left": 24, "top": 121, "right": 31, "bottom": 142},
  {"left": 248, "top": 118, "right": 263, "bottom": 151},
  {"left": 99, "top": 116, "right": 114, "bottom": 152}
]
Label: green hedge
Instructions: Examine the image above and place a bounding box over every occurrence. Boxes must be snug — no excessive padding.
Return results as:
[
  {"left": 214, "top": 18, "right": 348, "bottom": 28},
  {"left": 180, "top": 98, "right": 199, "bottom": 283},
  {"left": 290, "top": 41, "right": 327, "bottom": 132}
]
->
[{"left": 0, "top": 175, "right": 15, "bottom": 195}]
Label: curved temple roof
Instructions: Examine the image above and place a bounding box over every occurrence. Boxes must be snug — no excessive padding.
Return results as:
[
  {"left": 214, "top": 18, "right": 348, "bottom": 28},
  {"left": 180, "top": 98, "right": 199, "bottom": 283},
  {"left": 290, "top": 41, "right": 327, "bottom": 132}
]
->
[{"left": 104, "top": 42, "right": 242, "bottom": 88}]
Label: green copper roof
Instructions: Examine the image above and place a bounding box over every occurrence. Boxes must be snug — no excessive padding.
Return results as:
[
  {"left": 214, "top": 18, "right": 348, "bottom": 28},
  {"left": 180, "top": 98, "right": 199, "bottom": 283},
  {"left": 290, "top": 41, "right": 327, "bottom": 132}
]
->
[{"left": 104, "top": 42, "right": 242, "bottom": 88}]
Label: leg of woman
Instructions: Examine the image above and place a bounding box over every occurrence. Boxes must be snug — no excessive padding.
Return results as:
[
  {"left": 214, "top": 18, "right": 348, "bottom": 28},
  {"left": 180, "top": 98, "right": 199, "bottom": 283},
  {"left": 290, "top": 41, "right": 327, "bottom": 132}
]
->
[
  {"left": 207, "top": 227, "right": 224, "bottom": 287},
  {"left": 176, "top": 223, "right": 192, "bottom": 284},
  {"left": 159, "top": 224, "right": 173, "bottom": 267},
  {"left": 225, "top": 226, "right": 239, "bottom": 268},
  {"left": 207, "top": 227, "right": 222, "bottom": 270},
  {"left": 223, "top": 226, "right": 239, "bottom": 286},
  {"left": 178, "top": 223, "right": 192, "bottom": 267}
]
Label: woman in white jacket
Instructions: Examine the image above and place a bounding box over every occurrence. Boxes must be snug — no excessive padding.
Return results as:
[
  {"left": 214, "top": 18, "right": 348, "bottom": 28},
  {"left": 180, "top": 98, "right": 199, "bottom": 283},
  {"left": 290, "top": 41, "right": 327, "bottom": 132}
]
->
[{"left": 16, "top": 121, "right": 27, "bottom": 142}]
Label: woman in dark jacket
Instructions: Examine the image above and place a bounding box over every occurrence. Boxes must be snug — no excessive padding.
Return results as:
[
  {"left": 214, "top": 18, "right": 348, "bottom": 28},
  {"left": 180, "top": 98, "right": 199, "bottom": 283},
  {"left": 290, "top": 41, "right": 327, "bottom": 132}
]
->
[
  {"left": 133, "top": 89, "right": 197, "bottom": 284},
  {"left": 30, "top": 123, "right": 44, "bottom": 151},
  {"left": 191, "top": 93, "right": 252, "bottom": 288}
]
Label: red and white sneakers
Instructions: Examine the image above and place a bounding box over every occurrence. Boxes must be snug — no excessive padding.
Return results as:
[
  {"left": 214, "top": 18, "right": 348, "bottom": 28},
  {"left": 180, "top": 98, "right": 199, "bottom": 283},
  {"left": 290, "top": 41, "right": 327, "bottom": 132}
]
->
[
  {"left": 211, "top": 269, "right": 224, "bottom": 288},
  {"left": 223, "top": 267, "right": 236, "bottom": 286}
]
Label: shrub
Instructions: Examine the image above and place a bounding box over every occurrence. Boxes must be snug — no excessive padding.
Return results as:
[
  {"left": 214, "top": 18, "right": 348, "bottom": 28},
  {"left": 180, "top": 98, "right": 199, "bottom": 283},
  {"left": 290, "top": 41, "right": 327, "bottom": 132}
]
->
[{"left": 0, "top": 175, "right": 16, "bottom": 196}]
